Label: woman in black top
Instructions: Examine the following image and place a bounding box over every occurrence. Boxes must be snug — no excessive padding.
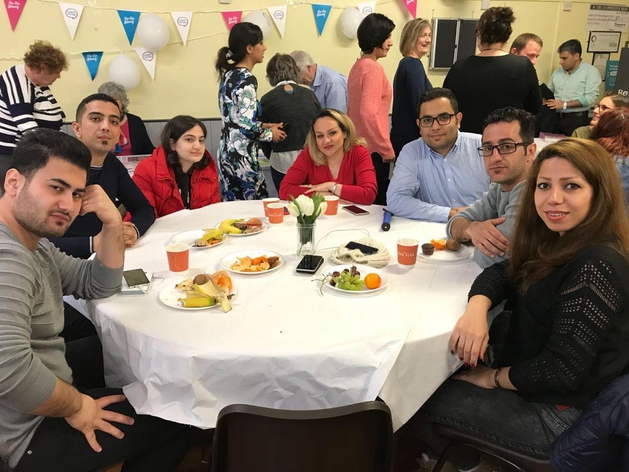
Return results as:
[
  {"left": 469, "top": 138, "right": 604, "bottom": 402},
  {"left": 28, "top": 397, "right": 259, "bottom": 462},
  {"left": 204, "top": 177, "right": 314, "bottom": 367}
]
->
[
  {"left": 443, "top": 7, "right": 541, "bottom": 134},
  {"left": 407, "top": 139, "right": 629, "bottom": 469}
]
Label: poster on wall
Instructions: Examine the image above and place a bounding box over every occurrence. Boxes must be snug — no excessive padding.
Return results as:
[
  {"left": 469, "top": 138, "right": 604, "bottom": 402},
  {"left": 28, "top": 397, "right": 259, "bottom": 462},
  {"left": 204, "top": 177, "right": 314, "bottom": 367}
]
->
[
  {"left": 614, "top": 48, "right": 629, "bottom": 95},
  {"left": 592, "top": 53, "right": 609, "bottom": 79},
  {"left": 586, "top": 4, "right": 629, "bottom": 33},
  {"left": 605, "top": 60, "right": 619, "bottom": 93},
  {"left": 587, "top": 31, "right": 621, "bottom": 53}
]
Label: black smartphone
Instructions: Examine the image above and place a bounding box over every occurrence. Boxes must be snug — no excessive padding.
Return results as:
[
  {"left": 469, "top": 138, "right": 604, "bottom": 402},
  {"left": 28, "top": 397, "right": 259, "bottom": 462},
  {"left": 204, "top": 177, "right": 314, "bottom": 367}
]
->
[
  {"left": 342, "top": 205, "right": 370, "bottom": 216},
  {"left": 345, "top": 241, "right": 378, "bottom": 255},
  {"left": 123, "top": 269, "right": 151, "bottom": 287},
  {"left": 296, "top": 255, "right": 324, "bottom": 274},
  {"left": 284, "top": 206, "right": 290, "bottom": 215}
]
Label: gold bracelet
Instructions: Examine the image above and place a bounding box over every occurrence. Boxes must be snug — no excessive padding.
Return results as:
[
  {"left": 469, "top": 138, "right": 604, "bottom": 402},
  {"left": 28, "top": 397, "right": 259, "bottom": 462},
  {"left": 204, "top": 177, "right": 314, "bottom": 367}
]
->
[{"left": 494, "top": 367, "right": 504, "bottom": 389}]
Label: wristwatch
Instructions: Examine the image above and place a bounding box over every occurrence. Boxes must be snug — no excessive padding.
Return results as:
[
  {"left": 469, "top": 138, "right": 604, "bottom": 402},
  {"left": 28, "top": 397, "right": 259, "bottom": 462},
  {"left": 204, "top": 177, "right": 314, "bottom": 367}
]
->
[
  {"left": 563, "top": 101, "right": 567, "bottom": 110},
  {"left": 331, "top": 183, "right": 338, "bottom": 195}
]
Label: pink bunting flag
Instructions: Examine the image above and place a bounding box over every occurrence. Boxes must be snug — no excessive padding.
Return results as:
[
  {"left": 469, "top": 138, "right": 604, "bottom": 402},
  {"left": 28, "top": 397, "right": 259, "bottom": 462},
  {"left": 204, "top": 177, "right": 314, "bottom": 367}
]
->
[
  {"left": 403, "top": 0, "right": 417, "bottom": 19},
  {"left": 4, "top": 0, "right": 26, "bottom": 30},
  {"left": 221, "top": 11, "right": 242, "bottom": 31}
]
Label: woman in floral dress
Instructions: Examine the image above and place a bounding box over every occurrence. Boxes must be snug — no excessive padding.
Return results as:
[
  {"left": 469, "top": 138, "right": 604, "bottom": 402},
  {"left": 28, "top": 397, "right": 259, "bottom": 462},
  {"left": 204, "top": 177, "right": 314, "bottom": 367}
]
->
[{"left": 215, "top": 22, "right": 285, "bottom": 200}]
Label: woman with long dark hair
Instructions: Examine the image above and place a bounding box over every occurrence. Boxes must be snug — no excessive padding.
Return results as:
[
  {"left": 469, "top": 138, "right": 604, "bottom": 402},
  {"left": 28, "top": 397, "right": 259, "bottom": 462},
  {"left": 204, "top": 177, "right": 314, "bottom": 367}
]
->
[
  {"left": 132, "top": 115, "right": 220, "bottom": 217},
  {"left": 215, "top": 22, "right": 285, "bottom": 201},
  {"left": 408, "top": 139, "right": 629, "bottom": 469}
]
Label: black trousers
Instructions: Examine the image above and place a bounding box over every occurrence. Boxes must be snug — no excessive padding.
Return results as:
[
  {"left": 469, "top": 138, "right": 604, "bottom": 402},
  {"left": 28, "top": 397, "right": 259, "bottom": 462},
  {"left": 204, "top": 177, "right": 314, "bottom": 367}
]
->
[
  {"left": 553, "top": 111, "right": 590, "bottom": 136},
  {"left": 270, "top": 166, "right": 285, "bottom": 196},
  {"left": 371, "top": 153, "right": 390, "bottom": 206}
]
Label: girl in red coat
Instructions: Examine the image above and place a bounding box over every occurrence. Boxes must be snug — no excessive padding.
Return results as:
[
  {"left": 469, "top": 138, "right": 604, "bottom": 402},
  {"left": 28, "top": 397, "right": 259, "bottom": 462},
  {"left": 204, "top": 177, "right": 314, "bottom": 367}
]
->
[{"left": 133, "top": 115, "right": 221, "bottom": 217}]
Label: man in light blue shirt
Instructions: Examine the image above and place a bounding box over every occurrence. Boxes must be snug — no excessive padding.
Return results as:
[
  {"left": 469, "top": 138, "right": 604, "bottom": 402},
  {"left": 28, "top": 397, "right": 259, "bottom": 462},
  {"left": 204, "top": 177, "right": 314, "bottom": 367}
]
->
[
  {"left": 290, "top": 50, "right": 348, "bottom": 113},
  {"left": 387, "top": 88, "right": 490, "bottom": 223},
  {"left": 546, "top": 39, "right": 601, "bottom": 136}
]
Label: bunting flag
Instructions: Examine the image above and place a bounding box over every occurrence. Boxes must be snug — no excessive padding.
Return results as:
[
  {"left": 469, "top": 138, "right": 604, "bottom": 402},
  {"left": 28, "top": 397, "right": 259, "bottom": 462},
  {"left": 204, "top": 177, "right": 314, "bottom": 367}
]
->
[
  {"left": 118, "top": 10, "right": 141, "bottom": 45},
  {"left": 171, "top": 11, "right": 192, "bottom": 45},
  {"left": 82, "top": 51, "right": 103, "bottom": 80},
  {"left": 221, "top": 11, "right": 241, "bottom": 31},
  {"left": 402, "top": 0, "right": 417, "bottom": 19},
  {"left": 311, "top": 4, "right": 331, "bottom": 36},
  {"left": 268, "top": 5, "right": 287, "bottom": 38},
  {"left": 59, "top": 3, "right": 84, "bottom": 39},
  {"left": 4, "top": 0, "right": 26, "bottom": 31},
  {"left": 357, "top": 1, "right": 376, "bottom": 16},
  {"left": 135, "top": 48, "right": 156, "bottom": 79}
]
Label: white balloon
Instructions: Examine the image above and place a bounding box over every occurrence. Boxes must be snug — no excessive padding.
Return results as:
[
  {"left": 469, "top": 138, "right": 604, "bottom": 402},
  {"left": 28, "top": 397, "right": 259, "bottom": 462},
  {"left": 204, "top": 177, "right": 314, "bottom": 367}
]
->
[
  {"left": 137, "top": 14, "right": 170, "bottom": 52},
  {"left": 109, "top": 55, "right": 140, "bottom": 90},
  {"left": 340, "top": 7, "right": 363, "bottom": 40},
  {"left": 245, "top": 10, "right": 272, "bottom": 40}
]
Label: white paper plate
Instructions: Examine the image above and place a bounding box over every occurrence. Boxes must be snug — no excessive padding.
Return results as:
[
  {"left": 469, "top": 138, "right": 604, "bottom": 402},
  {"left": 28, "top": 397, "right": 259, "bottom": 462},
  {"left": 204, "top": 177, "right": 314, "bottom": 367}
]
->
[
  {"left": 215, "top": 219, "right": 268, "bottom": 237},
  {"left": 321, "top": 264, "right": 388, "bottom": 295},
  {"left": 417, "top": 244, "right": 473, "bottom": 262},
  {"left": 220, "top": 250, "right": 283, "bottom": 275},
  {"left": 169, "top": 229, "right": 226, "bottom": 249},
  {"left": 158, "top": 276, "right": 235, "bottom": 311}
]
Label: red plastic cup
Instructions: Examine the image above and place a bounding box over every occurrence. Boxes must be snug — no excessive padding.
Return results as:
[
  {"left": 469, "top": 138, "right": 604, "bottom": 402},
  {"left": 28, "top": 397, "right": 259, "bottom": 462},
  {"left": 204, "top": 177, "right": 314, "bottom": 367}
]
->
[
  {"left": 166, "top": 243, "right": 190, "bottom": 272},
  {"left": 397, "top": 239, "right": 419, "bottom": 266}
]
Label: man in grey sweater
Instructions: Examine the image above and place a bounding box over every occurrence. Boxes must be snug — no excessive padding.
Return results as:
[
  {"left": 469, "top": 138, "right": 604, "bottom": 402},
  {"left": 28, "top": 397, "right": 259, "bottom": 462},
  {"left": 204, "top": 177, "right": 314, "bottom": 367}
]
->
[
  {"left": 446, "top": 108, "right": 536, "bottom": 268},
  {"left": 0, "top": 129, "right": 188, "bottom": 472}
]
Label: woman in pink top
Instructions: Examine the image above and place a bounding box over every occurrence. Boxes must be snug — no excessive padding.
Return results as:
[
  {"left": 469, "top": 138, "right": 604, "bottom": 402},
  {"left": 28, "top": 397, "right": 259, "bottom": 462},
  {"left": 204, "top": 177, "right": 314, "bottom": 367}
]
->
[
  {"left": 279, "top": 108, "right": 377, "bottom": 205},
  {"left": 347, "top": 12, "right": 395, "bottom": 206}
]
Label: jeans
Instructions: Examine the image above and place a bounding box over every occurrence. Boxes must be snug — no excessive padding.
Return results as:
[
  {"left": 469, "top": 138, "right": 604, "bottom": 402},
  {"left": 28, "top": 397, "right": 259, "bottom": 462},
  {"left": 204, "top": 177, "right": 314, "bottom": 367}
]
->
[{"left": 407, "top": 379, "right": 582, "bottom": 467}]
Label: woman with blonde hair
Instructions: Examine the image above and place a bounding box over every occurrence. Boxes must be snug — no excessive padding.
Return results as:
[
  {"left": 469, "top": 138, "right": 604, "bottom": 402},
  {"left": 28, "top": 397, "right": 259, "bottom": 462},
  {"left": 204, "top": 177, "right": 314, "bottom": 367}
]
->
[
  {"left": 391, "top": 18, "right": 433, "bottom": 156},
  {"left": 408, "top": 138, "right": 629, "bottom": 469},
  {"left": 279, "top": 108, "right": 377, "bottom": 204}
]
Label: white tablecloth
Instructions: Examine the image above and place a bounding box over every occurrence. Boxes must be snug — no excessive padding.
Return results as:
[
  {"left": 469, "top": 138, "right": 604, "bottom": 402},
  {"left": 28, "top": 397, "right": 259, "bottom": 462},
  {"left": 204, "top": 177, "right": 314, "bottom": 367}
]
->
[{"left": 73, "top": 201, "right": 482, "bottom": 430}]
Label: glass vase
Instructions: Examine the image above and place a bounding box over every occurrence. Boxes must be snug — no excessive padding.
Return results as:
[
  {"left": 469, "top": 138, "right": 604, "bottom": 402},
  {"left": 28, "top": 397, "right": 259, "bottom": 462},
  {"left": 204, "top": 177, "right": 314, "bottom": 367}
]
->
[{"left": 296, "top": 222, "right": 316, "bottom": 256}]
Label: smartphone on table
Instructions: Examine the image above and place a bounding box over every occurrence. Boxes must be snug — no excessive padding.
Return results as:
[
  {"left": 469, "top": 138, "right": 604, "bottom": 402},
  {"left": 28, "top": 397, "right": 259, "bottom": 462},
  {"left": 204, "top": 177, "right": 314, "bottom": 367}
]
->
[
  {"left": 345, "top": 241, "right": 378, "bottom": 255},
  {"left": 123, "top": 269, "right": 151, "bottom": 288},
  {"left": 296, "top": 255, "right": 324, "bottom": 274},
  {"left": 342, "top": 205, "right": 369, "bottom": 216}
]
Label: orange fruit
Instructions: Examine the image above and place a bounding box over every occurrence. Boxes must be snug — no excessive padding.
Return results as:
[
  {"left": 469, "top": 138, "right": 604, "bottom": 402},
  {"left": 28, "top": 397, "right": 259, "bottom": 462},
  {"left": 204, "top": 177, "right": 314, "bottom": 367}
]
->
[
  {"left": 364, "top": 273, "right": 381, "bottom": 290},
  {"left": 211, "top": 270, "right": 233, "bottom": 293}
]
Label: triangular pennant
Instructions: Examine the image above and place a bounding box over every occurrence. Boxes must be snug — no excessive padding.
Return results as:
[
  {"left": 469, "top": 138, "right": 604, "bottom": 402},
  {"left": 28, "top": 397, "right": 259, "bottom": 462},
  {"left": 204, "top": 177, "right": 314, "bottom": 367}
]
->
[
  {"left": 357, "top": 1, "right": 376, "bottom": 16},
  {"left": 135, "top": 48, "right": 156, "bottom": 80},
  {"left": 267, "top": 6, "right": 287, "bottom": 38},
  {"left": 221, "top": 11, "right": 242, "bottom": 31},
  {"left": 403, "top": 0, "right": 417, "bottom": 19},
  {"left": 59, "top": 3, "right": 84, "bottom": 39},
  {"left": 118, "top": 10, "right": 140, "bottom": 45},
  {"left": 82, "top": 52, "right": 103, "bottom": 80},
  {"left": 311, "top": 4, "right": 331, "bottom": 36},
  {"left": 171, "top": 11, "right": 192, "bottom": 45},
  {"left": 4, "top": 0, "right": 26, "bottom": 31}
]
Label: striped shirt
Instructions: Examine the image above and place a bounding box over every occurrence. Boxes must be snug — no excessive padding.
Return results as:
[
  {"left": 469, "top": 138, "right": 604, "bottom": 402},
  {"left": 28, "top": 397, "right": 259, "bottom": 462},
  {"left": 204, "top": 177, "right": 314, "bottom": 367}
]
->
[{"left": 0, "top": 64, "right": 65, "bottom": 155}]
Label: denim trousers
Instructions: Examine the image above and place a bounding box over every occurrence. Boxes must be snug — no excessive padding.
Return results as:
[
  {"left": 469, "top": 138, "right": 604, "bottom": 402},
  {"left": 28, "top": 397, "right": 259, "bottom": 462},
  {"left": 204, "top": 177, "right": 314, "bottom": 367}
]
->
[{"left": 406, "top": 379, "right": 582, "bottom": 467}]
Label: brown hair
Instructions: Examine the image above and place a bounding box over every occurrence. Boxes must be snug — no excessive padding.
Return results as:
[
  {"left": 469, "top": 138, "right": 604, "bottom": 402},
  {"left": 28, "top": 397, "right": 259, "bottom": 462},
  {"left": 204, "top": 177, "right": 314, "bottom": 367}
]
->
[
  {"left": 23, "top": 40, "right": 68, "bottom": 72},
  {"left": 476, "top": 7, "right": 515, "bottom": 46},
  {"left": 510, "top": 33, "right": 543, "bottom": 52},
  {"left": 509, "top": 138, "right": 629, "bottom": 292},
  {"left": 591, "top": 108, "right": 629, "bottom": 157},
  {"left": 305, "top": 109, "right": 366, "bottom": 166},
  {"left": 399, "top": 18, "right": 431, "bottom": 57},
  {"left": 266, "top": 53, "right": 300, "bottom": 86}
]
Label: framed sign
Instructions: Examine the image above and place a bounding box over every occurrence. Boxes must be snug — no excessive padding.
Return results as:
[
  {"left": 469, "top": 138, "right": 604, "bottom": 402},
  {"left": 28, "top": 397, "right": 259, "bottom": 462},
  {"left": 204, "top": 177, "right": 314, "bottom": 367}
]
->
[
  {"left": 588, "top": 31, "right": 622, "bottom": 53},
  {"left": 592, "top": 53, "right": 610, "bottom": 79}
]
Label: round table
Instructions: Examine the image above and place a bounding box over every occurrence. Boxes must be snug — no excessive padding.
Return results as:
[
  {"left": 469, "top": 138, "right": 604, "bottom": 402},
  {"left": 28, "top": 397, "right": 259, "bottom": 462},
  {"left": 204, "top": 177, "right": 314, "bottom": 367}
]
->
[{"left": 77, "top": 201, "right": 483, "bottom": 430}]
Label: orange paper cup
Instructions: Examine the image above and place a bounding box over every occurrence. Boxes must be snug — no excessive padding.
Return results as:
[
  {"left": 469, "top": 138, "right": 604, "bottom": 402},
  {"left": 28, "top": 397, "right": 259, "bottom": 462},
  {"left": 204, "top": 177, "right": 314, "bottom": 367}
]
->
[
  {"left": 267, "top": 203, "right": 284, "bottom": 224},
  {"left": 397, "top": 239, "right": 419, "bottom": 266},
  {"left": 324, "top": 195, "right": 339, "bottom": 215},
  {"left": 262, "top": 197, "right": 280, "bottom": 217},
  {"left": 166, "top": 243, "right": 190, "bottom": 272}
]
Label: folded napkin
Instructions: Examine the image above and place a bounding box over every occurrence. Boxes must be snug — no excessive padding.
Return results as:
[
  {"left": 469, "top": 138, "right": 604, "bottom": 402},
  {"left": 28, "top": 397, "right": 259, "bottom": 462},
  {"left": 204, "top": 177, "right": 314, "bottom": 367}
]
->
[{"left": 330, "top": 237, "right": 390, "bottom": 268}]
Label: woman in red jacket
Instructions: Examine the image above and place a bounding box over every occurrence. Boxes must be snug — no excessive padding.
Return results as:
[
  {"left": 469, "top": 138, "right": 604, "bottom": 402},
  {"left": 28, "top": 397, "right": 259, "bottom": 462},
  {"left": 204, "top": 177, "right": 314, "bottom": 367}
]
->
[
  {"left": 279, "top": 108, "right": 377, "bottom": 205},
  {"left": 133, "top": 115, "right": 221, "bottom": 217}
]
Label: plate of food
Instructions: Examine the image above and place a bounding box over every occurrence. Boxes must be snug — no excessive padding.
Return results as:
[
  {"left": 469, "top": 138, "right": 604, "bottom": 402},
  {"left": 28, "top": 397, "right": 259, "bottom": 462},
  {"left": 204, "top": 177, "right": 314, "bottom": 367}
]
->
[
  {"left": 220, "top": 250, "right": 283, "bottom": 275},
  {"left": 417, "top": 238, "right": 473, "bottom": 262},
  {"left": 320, "top": 264, "right": 388, "bottom": 295},
  {"left": 158, "top": 271, "right": 235, "bottom": 312},
  {"left": 217, "top": 218, "right": 267, "bottom": 236},
  {"left": 169, "top": 229, "right": 225, "bottom": 248}
]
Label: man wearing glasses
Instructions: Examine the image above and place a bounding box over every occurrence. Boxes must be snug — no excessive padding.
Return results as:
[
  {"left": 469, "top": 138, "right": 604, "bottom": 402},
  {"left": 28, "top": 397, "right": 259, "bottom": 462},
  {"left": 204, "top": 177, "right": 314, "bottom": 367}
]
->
[
  {"left": 387, "top": 88, "right": 489, "bottom": 222},
  {"left": 447, "top": 107, "right": 536, "bottom": 268}
]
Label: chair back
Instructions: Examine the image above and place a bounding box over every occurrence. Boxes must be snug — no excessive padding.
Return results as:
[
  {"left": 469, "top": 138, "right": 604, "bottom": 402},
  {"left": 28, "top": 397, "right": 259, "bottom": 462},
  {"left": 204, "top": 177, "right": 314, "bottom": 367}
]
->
[{"left": 211, "top": 401, "right": 393, "bottom": 472}]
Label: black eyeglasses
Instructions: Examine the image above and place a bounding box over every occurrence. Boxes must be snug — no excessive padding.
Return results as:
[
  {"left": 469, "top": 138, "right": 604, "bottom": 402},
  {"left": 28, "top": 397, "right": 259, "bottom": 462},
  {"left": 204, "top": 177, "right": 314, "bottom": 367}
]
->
[
  {"left": 419, "top": 113, "right": 456, "bottom": 127},
  {"left": 594, "top": 103, "right": 611, "bottom": 112},
  {"left": 477, "top": 142, "right": 532, "bottom": 157}
]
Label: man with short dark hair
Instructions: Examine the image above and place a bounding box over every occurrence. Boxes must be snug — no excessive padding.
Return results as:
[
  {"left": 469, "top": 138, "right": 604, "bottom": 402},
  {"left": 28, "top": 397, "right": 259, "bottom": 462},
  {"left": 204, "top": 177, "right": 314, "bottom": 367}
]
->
[
  {"left": 546, "top": 39, "right": 602, "bottom": 136},
  {"left": 509, "top": 33, "right": 543, "bottom": 66},
  {"left": 387, "top": 88, "right": 490, "bottom": 222},
  {"left": 447, "top": 107, "right": 536, "bottom": 268},
  {"left": 0, "top": 129, "right": 189, "bottom": 472},
  {"left": 51, "top": 93, "right": 155, "bottom": 259},
  {"left": 290, "top": 50, "right": 348, "bottom": 112}
]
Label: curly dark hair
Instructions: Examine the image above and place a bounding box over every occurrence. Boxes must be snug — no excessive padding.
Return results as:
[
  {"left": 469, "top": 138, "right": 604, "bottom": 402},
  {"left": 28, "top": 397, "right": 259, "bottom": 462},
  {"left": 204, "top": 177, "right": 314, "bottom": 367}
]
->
[
  {"left": 476, "top": 7, "right": 515, "bottom": 46},
  {"left": 23, "top": 40, "right": 68, "bottom": 72}
]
